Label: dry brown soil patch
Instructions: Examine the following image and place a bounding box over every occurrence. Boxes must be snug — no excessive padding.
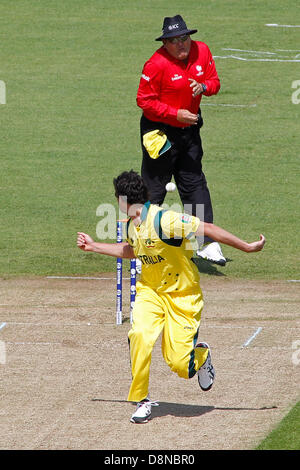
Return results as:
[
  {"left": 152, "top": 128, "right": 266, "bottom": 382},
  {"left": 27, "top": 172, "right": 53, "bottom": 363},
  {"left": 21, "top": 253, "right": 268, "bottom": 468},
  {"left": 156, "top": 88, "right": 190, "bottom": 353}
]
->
[{"left": 0, "top": 276, "right": 299, "bottom": 450}]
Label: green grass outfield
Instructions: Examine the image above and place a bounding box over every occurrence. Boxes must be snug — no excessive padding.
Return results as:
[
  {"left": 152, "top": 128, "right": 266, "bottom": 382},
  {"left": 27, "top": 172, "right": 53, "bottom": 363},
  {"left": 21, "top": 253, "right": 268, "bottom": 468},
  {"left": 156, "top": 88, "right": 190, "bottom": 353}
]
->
[
  {"left": 0, "top": 0, "right": 299, "bottom": 449},
  {"left": 0, "top": 0, "right": 299, "bottom": 279},
  {"left": 256, "top": 401, "right": 300, "bottom": 450}
]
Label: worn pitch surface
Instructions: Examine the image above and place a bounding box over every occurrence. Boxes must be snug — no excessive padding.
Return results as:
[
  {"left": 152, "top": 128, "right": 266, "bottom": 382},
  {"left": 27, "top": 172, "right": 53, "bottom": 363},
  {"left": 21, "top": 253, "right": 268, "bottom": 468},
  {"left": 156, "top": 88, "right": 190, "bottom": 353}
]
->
[{"left": 0, "top": 277, "right": 299, "bottom": 450}]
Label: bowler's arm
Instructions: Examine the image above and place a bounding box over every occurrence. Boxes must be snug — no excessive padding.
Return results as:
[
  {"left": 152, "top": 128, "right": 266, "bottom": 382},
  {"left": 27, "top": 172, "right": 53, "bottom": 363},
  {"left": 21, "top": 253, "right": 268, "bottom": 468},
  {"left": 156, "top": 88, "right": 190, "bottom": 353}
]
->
[
  {"left": 77, "top": 232, "right": 135, "bottom": 259},
  {"left": 195, "top": 223, "right": 265, "bottom": 253}
]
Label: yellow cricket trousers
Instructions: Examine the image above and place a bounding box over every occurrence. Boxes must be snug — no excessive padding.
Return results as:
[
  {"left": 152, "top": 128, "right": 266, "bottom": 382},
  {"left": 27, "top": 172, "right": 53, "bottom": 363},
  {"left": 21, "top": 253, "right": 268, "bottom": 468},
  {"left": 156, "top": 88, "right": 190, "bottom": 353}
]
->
[{"left": 127, "top": 282, "right": 208, "bottom": 403}]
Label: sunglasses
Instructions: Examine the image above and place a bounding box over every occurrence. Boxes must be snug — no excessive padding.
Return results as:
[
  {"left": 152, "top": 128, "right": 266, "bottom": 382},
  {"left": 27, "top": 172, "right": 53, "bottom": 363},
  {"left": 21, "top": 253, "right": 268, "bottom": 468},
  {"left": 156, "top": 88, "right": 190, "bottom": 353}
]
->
[{"left": 167, "top": 34, "right": 190, "bottom": 44}]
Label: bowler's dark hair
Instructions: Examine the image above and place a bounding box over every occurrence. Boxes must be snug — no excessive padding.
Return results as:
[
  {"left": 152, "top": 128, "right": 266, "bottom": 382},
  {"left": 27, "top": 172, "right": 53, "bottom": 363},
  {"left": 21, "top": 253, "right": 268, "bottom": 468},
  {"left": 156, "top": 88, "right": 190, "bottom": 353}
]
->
[{"left": 113, "top": 170, "right": 149, "bottom": 205}]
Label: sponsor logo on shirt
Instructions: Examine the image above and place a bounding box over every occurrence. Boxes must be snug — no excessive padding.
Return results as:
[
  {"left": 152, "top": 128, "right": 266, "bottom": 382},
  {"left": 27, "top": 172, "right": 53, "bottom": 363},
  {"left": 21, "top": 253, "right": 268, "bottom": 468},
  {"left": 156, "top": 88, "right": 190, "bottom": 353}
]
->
[
  {"left": 171, "top": 74, "right": 183, "bottom": 81},
  {"left": 145, "top": 238, "right": 155, "bottom": 248},
  {"left": 181, "top": 215, "right": 191, "bottom": 224},
  {"left": 141, "top": 73, "right": 150, "bottom": 82},
  {"left": 196, "top": 65, "right": 204, "bottom": 76}
]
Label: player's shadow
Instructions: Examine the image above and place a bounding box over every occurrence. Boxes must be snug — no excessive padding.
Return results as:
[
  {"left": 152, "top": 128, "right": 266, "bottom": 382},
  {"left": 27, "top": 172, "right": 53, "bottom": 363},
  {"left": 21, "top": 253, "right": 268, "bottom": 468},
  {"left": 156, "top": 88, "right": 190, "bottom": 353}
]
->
[
  {"left": 191, "top": 257, "right": 228, "bottom": 276},
  {"left": 91, "top": 399, "right": 277, "bottom": 421},
  {"left": 151, "top": 401, "right": 214, "bottom": 419},
  {"left": 92, "top": 398, "right": 214, "bottom": 418},
  {"left": 152, "top": 402, "right": 277, "bottom": 420}
]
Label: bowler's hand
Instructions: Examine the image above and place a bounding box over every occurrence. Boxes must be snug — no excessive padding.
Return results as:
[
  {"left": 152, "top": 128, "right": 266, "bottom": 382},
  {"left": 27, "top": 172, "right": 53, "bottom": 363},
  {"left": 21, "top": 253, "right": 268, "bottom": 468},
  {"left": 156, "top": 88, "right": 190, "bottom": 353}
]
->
[
  {"left": 247, "top": 234, "right": 266, "bottom": 252},
  {"left": 77, "top": 232, "right": 94, "bottom": 251},
  {"left": 177, "top": 109, "right": 199, "bottom": 125},
  {"left": 188, "top": 79, "right": 205, "bottom": 97}
]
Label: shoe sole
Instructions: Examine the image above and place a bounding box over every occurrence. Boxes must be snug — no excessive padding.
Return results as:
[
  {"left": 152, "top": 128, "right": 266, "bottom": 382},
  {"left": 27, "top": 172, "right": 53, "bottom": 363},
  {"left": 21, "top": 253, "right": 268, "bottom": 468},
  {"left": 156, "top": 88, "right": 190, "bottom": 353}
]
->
[
  {"left": 198, "top": 381, "right": 213, "bottom": 392},
  {"left": 201, "top": 257, "right": 226, "bottom": 266},
  {"left": 130, "top": 415, "right": 151, "bottom": 424}
]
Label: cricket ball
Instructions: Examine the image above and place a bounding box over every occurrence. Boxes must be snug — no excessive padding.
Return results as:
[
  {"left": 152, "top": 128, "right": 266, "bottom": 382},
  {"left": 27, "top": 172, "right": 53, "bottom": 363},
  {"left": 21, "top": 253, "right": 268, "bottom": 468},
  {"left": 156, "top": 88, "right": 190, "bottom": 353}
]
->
[{"left": 165, "top": 182, "right": 176, "bottom": 192}]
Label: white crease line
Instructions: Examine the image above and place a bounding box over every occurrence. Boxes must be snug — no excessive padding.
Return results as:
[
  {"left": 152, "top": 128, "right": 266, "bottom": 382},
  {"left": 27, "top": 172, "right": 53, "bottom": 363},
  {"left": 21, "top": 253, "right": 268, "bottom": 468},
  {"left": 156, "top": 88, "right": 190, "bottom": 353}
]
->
[
  {"left": 265, "top": 24, "right": 300, "bottom": 28},
  {"left": 47, "top": 276, "right": 113, "bottom": 280},
  {"left": 5, "top": 341, "right": 292, "bottom": 351},
  {"left": 242, "top": 327, "right": 263, "bottom": 348},
  {"left": 202, "top": 103, "right": 257, "bottom": 108},
  {"left": 2, "top": 321, "right": 299, "bottom": 330},
  {"left": 4, "top": 321, "right": 93, "bottom": 327},
  {"left": 214, "top": 55, "right": 300, "bottom": 62},
  {"left": 6, "top": 341, "right": 108, "bottom": 347},
  {"left": 8, "top": 341, "right": 61, "bottom": 346},
  {"left": 207, "top": 325, "right": 299, "bottom": 330},
  {"left": 46, "top": 276, "right": 130, "bottom": 280},
  {"left": 222, "top": 48, "right": 276, "bottom": 55}
]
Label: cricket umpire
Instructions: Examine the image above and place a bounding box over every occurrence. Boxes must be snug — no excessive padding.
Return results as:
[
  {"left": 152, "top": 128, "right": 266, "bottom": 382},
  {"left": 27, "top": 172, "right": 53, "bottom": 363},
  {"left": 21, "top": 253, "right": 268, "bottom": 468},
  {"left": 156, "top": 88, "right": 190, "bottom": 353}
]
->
[{"left": 137, "top": 14, "right": 226, "bottom": 266}]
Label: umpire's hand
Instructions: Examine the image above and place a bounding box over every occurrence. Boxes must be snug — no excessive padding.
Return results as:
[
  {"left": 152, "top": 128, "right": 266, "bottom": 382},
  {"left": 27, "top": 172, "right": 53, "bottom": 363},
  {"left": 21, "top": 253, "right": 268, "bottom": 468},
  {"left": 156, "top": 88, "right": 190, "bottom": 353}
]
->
[
  {"left": 188, "top": 78, "right": 205, "bottom": 97},
  {"left": 177, "top": 109, "right": 199, "bottom": 125}
]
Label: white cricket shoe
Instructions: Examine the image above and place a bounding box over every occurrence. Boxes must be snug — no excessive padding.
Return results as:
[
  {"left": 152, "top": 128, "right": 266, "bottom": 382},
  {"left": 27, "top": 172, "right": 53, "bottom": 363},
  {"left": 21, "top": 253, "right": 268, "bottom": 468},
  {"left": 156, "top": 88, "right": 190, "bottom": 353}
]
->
[
  {"left": 135, "top": 258, "right": 142, "bottom": 274},
  {"left": 196, "top": 242, "right": 226, "bottom": 266},
  {"left": 130, "top": 398, "right": 158, "bottom": 424},
  {"left": 197, "top": 342, "right": 215, "bottom": 391}
]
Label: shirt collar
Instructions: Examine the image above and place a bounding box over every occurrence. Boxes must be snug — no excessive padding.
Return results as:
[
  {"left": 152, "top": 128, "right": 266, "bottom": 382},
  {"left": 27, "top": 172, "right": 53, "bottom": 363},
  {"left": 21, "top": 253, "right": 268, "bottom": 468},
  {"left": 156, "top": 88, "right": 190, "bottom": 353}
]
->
[{"left": 140, "top": 201, "right": 151, "bottom": 222}]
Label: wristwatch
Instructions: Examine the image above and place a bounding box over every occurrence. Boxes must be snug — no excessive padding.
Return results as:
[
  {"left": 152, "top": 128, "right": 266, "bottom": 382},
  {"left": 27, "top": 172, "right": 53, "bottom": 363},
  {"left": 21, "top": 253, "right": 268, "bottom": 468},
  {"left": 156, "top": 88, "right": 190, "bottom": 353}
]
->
[{"left": 201, "top": 83, "right": 207, "bottom": 93}]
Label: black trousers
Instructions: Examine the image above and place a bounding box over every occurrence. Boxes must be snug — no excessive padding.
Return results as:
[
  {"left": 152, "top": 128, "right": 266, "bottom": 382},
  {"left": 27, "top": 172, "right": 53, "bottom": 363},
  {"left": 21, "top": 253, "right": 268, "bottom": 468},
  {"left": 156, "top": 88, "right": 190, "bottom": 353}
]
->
[{"left": 140, "top": 114, "right": 214, "bottom": 244}]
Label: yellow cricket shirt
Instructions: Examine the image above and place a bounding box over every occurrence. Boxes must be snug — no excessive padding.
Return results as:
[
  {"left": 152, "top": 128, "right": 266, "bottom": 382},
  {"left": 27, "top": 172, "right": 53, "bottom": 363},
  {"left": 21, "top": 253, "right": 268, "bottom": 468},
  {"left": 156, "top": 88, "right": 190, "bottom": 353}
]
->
[{"left": 126, "top": 202, "right": 201, "bottom": 294}]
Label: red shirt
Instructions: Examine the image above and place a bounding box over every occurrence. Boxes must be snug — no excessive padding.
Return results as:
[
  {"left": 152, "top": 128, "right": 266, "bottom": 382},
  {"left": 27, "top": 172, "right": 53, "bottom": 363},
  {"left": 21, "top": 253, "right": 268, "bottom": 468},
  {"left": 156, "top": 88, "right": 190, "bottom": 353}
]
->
[{"left": 136, "top": 41, "right": 220, "bottom": 128}]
